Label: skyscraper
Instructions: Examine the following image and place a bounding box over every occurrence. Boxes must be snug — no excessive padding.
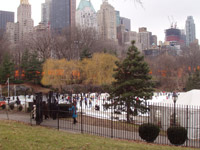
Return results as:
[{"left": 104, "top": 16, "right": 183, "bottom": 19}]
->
[
  {"left": 120, "top": 17, "right": 131, "bottom": 31},
  {"left": 185, "top": 16, "right": 196, "bottom": 46},
  {"left": 17, "top": 0, "right": 34, "bottom": 40},
  {"left": 50, "top": 0, "right": 76, "bottom": 31},
  {"left": 138, "top": 27, "right": 151, "bottom": 50},
  {"left": 115, "top": 11, "right": 120, "bottom": 26},
  {"left": 6, "top": 0, "right": 34, "bottom": 44},
  {"left": 0, "top": 10, "right": 14, "bottom": 35},
  {"left": 76, "top": 0, "right": 97, "bottom": 30},
  {"left": 41, "top": 0, "right": 52, "bottom": 26},
  {"left": 97, "top": 0, "right": 117, "bottom": 41}
]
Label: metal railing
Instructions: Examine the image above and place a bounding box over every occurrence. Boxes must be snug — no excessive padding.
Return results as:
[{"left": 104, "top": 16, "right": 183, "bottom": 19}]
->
[{"left": 29, "top": 102, "right": 200, "bottom": 148}]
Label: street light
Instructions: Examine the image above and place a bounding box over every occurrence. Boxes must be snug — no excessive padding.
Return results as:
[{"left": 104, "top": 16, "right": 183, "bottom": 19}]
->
[{"left": 172, "top": 92, "right": 178, "bottom": 126}]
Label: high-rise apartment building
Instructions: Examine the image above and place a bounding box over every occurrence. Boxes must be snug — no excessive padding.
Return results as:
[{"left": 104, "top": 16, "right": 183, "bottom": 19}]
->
[
  {"left": 97, "top": 0, "right": 117, "bottom": 41},
  {"left": 50, "top": 0, "right": 76, "bottom": 31},
  {"left": 185, "top": 16, "right": 196, "bottom": 46},
  {"left": 41, "top": 0, "right": 52, "bottom": 26},
  {"left": 6, "top": 0, "right": 34, "bottom": 44},
  {"left": 115, "top": 11, "right": 120, "bottom": 26},
  {"left": 120, "top": 17, "right": 131, "bottom": 31},
  {"left": 138, "top": 27, "right": 151, "bottom": 50},
  {"left": 76, "top": 0, "right": 97, "bottom": 30},
  {"left": 0, "top": 10, "right": 14, "bottom": 35},
  {"left": 151, "top": 35, "right": 157, "bottom": 46}
]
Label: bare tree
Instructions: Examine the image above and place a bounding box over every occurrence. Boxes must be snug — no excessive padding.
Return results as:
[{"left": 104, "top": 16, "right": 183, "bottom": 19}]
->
[
  {"left": 0, "top": 33, "right": 11, "bottom": 63},
  {"left": 25, "top": 31, "right": 53, "bottom": 61}
]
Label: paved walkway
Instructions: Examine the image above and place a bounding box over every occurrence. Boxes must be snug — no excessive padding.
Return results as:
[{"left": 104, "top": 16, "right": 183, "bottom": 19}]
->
[{"left": 0, "top": 110, "right": 199, "bottom": 148}]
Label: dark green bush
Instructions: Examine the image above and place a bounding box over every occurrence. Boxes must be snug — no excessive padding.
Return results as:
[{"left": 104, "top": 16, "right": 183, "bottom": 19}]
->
[
  {"left": 139, "top": 123, "right": 160, "bottom": 142},
  {"left": 1, "top": 104, "right": 6, "bottom": 109},
  {"left": 18, "top": 105, "right": 23, "bottom": 111},
  {"left": 9, "top": 104, "right": 14, "bottom": 110},
  {"left": 167, "top": 126, "right": 187, "bottom": 146}
]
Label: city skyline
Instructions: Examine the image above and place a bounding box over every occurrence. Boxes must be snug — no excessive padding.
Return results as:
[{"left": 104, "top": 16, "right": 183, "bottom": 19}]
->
[{"left": 0, "top": 0, "right": 200, "bottom": 42}]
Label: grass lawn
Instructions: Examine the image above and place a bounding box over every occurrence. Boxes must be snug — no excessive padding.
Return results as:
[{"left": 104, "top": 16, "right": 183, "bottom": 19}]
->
[{"left": 0, "top": 120, "right": 196, "bottom": 150}]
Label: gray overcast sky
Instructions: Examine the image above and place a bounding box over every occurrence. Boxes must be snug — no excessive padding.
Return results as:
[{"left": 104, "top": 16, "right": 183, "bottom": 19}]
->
[{"left": 0, "top": 0, "right": 199, "bottom": 42}]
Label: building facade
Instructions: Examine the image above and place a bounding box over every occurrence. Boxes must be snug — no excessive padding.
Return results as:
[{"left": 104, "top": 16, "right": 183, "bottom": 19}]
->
[
  {"left": 6, "top": 0, "right": 34, "bottom": 44},
  {"left": 97, "top": 0, "right": 117, "bottom": 41},
  {"left": 151, "top": 35, "right": 157, "bottom": 46},
  {"left": 76, "top": 0, "right": 97, "bottom": 30},
  {"left": 185, "top": 16, "right": 196, "bottom": 46},
  {"left": 120, "top": 17, "right": 131, "bottom": 31},
  {"left": 50, "top": 0, "right": 76, "bottom": 31},
  {"left": 0, "top": 10, "right": 14, "bottom": 35},
  {"left": 115, "top": 11, "right": 120, "bottom": 26},
  {"left": 41, "top": 0, "right": 52, "bottom": 26},
  {"left": 137, "top": 27, "right": 151, "bottom": 50}
]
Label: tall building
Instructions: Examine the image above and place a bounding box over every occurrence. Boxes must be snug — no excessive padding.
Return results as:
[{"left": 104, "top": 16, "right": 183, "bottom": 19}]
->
[
  {"left": 50, "top": 0, "right": 76, "bottom": 31},
  {"left": 115, "top": 11, "right": 120, "bottom": 26},
  {"left": 185, "top": 16, "right": 196, "bottom": 46},
  {"left": 76, "top": 0, "right": 97, "bottom": 30},
  {"left": 120, "top": 17, "right": 131, "bottom": 31},
  {"left": 165, "top": 28, "right": 181, "bottom": 46},
  {"left": 138, "top": 27, "right": 151, "bottom": 50},
  {"left": 117, "top": 25, "right": 125, "bottom": 45},
  {"left": 0, "top": 10, "right": 14, "bottom": 35},
  {"left": 41, "top": 0, "right": 52, "bottom": 26},
  {"left": 151, "top": 35, "right": 157, "bottom": 46},
  {"left": 97, "top": 0, "right": 117, "bottom": 41},
  {"left": 180, "top": 29, "right": 186, "bottom": 47},
  {"left": 6, "top": 0, "right": 34, "bottom": 44}
]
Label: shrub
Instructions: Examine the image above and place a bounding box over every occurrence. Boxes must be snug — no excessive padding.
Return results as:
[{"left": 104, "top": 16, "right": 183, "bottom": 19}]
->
[
  {"left": 167, "top": 126, "right": 187, "bottom": 146},
  {"left": 9, "top": 104, "right": 14, "bottom": 110},
  {"left": 18, "top": 105, "right": 23, "bottom": 111},
  {"left": 1, "top": 104, "right": 6, "bottom": 109},
  {"left": 139, "top": 123, "right": 160, "bottom": 143}
]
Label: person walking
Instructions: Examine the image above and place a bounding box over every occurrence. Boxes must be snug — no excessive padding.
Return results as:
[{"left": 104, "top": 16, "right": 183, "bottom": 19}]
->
[{"left": 69, "top": 102, "right": 77, "bottom": 124}]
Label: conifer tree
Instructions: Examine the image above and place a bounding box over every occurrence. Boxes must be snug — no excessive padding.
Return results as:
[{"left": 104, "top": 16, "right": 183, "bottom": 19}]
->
[
  {"left": 0, "top": 52, "right": 15, "bottom": 84},
  {"left": 80, "top": 48, "right": 92, "bottom": 61},
  {"left": 21, "top": 50, "right": 42, "bottom": 84},
  {"left": 111, "top": 41, "right": 154, "bottom": 122},
  {"left": 185, "top": 70, "right": 200, "bottom": 91}
]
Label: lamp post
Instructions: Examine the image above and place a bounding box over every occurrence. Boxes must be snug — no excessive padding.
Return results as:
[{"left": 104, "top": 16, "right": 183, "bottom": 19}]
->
[{"left": 172, "top": 92, "right": 178, "bottom": 126}]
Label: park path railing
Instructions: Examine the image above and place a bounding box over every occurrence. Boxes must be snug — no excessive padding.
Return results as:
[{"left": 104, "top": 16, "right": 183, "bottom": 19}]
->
[{"left": 29, "top": 101, "right": 200, "bottom": 148}]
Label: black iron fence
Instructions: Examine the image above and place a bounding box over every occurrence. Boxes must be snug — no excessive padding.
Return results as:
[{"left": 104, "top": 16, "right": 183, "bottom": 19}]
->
[{"left": 29, "top": 101, "right": 200, "bottom": 148}]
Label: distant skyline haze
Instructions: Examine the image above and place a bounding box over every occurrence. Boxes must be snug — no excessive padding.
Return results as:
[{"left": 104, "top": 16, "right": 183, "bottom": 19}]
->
[{"left": 0, "top": 0, "right": 199, "bottom": 42}]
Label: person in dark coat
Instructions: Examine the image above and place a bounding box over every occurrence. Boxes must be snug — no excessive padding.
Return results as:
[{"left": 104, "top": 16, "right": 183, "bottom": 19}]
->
[
  {"left": 69, "top": 102, "right": 77, "bottom": 124},
  {"left": 16, "top": 96, "right": 20, "bottom": 105},
  {"left": 42, "top": 101, "right": 49, "bottom": 119}
]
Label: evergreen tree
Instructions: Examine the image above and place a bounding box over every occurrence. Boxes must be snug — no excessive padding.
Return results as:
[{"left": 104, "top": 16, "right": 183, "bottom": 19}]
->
[
  {"left": 21, "top": 50, "right": 42, "bottom": 84},
  {"left": 110, "top": 41, "right": 154, "bottom": 122},
  {"left": 21, "top": 49, "right": 30, "bottom": 80},
  {"left": 0, "top": 52, "right": 15, "bottom": 84},
  {"left": 80, "top": 48, "right": 92, "bottom": 61},
  {"left": 185, "top": 70, "right": 200, "bottom": 91},
  {"left": 27, "top": 52, "right": 43, "bottom": 84}
]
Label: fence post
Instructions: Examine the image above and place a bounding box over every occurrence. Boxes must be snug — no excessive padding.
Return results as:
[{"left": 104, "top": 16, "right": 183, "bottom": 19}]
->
[
  {"left": 81, "top": 94, "right": 83, "bottom": 134},
  {"left": 186, "top": 105, "right": 188, "bottom": 147},
  {"left": 147, "top": 102, "right": 150, "bottom": 124},
  {"left": 6, "top": 104, "right": 9, "bottom": 120},
  {"left": 111, "top": 99, "right": 113, "bottom": 138},
  {"left": 57, "top": 107, "right": 59, "bottom": 130}
]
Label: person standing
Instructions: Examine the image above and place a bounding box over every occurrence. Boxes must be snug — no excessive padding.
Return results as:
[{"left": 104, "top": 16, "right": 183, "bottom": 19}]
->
[
  {"left": 85, "top": 97, "right": 87, "bottom": 108},
  {"left": 69, "top": 102, "right": 77, "bottom": 124}
]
